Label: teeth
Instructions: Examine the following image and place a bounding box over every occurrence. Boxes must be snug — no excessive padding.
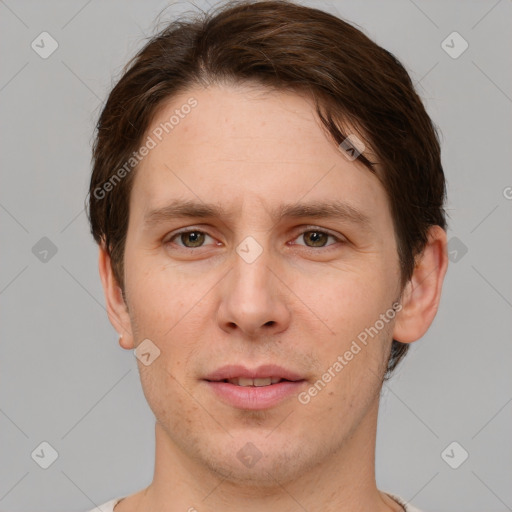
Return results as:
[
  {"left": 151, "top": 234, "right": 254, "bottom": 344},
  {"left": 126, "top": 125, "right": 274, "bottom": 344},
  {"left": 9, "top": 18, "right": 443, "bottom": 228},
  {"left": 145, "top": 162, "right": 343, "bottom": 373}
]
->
[{"left": 227, "top": 377, "right": 283, "bottom": 386}]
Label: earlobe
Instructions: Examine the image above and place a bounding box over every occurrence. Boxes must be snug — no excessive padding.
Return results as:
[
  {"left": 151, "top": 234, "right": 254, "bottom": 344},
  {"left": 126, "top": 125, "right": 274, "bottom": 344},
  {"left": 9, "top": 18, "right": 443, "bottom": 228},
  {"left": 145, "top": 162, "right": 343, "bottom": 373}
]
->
[
  {"left": 118, "top": 332, "right": 132, "bottom": 350},
  {"left": 97, "top": 243, "right": 135, "bottom": 350},
  {"left": 392, "top": 225, "right": 448, "bottom": 344}
]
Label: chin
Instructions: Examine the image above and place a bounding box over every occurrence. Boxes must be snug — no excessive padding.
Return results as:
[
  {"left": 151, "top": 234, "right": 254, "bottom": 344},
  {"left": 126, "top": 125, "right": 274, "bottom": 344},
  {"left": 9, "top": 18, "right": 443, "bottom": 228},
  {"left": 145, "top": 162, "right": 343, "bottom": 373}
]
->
[{"left": 201, "top": 435, "right": 317, "bottom": 488}]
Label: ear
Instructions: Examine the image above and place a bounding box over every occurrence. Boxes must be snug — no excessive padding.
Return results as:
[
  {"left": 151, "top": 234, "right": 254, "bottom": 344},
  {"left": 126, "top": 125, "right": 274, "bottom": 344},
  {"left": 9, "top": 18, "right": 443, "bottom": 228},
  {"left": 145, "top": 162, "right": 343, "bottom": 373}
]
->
[
  {"left": 98, "top": 242, "right": 135, "bottom": 350},
  {"left": 393, "top": 225, "right": 448, "bottom": 343}
]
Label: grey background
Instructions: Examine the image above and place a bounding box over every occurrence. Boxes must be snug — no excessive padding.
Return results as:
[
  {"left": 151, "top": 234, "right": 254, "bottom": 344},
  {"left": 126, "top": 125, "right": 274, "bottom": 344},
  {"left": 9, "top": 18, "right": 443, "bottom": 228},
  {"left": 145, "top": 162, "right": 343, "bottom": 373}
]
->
[{"left": 0, "top": 0, "right": 511, "bottom": 511}]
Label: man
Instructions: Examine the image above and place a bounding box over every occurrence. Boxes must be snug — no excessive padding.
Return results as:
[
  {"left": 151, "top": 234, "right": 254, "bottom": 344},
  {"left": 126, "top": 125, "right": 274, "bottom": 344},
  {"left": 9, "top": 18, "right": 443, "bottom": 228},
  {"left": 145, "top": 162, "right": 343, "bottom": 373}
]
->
[{"left": 86, "top": 1, "right": 448, "bottom": 510}]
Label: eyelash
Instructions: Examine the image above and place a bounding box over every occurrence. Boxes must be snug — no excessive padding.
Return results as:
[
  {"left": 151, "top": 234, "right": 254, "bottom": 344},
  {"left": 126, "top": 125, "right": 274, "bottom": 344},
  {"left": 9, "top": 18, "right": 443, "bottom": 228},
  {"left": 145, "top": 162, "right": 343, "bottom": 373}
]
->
[{"left": 164, "top": 227, "right": 345, "bottom": 251}]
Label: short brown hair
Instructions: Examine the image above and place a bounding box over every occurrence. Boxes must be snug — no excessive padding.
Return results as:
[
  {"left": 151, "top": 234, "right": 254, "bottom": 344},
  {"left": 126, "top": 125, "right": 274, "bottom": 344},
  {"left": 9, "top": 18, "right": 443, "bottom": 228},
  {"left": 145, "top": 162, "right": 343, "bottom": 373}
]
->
[{"left": 87, "top": 0, "right": 447, "bottom": 376}]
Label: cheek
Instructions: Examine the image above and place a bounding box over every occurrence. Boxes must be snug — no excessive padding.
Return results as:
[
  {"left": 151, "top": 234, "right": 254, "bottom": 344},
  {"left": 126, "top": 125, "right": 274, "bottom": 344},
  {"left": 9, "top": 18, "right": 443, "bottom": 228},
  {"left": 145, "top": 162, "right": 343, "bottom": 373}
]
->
[
  {"left": 125, "top": 259, "right": 189, "bottom": 336},
  {"left": 138, "top": 359, "right": 203, "bottom": 436},
  {"left": 125, "top": 264, "right": 206, "bottom": 381},
  {"left": 298, "top": 314, "right": 393, "bottom": 427},
  {"left": 293, "top": 263, "right": 397, "bottom": 395},
  {"left": 295, "top": 261, "right": 394, "bottom": 338}
]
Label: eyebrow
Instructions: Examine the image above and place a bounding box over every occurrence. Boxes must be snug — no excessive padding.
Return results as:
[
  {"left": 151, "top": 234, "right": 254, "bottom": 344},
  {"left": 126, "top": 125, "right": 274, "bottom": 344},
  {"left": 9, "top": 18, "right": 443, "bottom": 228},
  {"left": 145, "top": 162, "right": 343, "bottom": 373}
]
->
[{"left": 143, "top": 199, "right": 373, "bottom": 232}]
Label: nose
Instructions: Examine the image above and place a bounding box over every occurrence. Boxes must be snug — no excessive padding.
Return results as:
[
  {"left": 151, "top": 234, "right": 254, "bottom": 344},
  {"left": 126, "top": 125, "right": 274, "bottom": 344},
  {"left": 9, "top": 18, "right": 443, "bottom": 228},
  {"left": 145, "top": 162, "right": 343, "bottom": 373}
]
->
[{"left": 216, "top": 240, "right": 291, "bottom": 338}]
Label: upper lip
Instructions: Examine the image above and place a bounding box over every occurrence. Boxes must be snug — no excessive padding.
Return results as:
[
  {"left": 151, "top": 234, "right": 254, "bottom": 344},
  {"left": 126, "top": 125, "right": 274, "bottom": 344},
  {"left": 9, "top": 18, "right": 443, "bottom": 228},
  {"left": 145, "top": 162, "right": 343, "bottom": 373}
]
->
[{"left": 204, "top": 364, "right": 305, "bottom": 382}]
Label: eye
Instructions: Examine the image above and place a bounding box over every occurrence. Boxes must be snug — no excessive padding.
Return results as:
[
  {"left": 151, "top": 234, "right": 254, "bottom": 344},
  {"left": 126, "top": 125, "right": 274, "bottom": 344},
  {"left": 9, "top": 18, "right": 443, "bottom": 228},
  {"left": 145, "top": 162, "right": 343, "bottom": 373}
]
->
[
  {"left": 165, "top": 229, "right": 217, "bottom": 249},
  {"left": 164, "top": 227, "right": 344, "bottom": 251},
  {"left": 291, "top": 228, "right": 344, "bottom": 249}
]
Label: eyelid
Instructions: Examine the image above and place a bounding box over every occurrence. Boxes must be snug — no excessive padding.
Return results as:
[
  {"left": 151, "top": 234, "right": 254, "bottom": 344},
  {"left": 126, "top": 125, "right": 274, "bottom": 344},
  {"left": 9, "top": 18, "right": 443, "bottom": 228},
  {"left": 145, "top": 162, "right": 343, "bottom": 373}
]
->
[{"left": 292, "top": 224, "right": 345, "bottom": 240}]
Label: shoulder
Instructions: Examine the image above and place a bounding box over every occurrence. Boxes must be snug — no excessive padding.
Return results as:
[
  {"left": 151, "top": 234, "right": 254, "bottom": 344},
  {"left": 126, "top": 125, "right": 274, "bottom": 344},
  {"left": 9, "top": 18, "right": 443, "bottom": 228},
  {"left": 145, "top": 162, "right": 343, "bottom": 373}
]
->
[
  {"left": 83, "top": 497, "right": 124, "bottom": 512},
  {"left": 387, "top": 492, "right": 424, "bottom": 512}
]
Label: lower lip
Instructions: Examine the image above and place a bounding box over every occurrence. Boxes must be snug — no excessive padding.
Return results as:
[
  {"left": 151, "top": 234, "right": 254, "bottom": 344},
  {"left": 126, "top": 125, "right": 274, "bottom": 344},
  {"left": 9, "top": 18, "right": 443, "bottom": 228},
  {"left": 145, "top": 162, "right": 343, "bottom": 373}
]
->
[{"left": 204, "top": 380, "right": 307, "bottom": 410}]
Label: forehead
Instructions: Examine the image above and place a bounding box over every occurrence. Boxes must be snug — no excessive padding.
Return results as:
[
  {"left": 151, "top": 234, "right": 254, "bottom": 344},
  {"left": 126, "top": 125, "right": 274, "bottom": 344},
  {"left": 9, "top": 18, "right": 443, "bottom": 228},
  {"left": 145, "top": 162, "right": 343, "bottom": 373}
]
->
[{"left": 130, "top": 83, "right": 390, "bottom": 225}]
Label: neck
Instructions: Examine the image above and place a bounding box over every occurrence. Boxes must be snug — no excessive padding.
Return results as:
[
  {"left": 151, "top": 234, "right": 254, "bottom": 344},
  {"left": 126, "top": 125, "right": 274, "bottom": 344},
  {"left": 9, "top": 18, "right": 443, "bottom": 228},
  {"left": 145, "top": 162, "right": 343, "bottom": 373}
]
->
[{"left": 130, "top": 396, "right": 401, "bottom": 512}]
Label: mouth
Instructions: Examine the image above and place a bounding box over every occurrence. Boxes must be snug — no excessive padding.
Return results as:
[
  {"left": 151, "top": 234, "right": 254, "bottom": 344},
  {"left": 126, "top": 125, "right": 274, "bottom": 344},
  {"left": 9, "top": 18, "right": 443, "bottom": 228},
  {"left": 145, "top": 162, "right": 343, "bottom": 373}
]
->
[
  {"left": 203, "top": 366, "right": 307, "bottom": 410},
  {"left": 204, "top": 363, "right": 305, "bottom": 383},
  {"left": 202, "top": 364, "right": 307, "bottom": 409},
  {"left": 209, "top": 377, "right": 299, "bottom": 387}
]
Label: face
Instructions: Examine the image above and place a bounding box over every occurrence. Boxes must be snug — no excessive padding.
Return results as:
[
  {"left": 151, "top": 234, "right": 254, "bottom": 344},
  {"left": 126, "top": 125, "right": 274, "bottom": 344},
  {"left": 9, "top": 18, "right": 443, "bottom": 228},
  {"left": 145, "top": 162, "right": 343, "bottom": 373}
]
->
[{"left": 115, "top": 83, "right": 405, "bottom": 485}]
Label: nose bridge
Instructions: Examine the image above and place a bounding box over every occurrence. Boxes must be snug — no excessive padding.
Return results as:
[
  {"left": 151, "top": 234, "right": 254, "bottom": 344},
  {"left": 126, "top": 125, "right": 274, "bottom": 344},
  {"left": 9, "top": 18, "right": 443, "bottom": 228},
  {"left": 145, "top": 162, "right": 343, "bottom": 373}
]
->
[
  {"left": 232, "top": 233, "right": 273, "bottom": 305},
  {"left": 217, "top": 231, "right": 289, "bottom": 335},
  {"left": 230, "top": 195, "right": 274, "bottom": 289}
]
